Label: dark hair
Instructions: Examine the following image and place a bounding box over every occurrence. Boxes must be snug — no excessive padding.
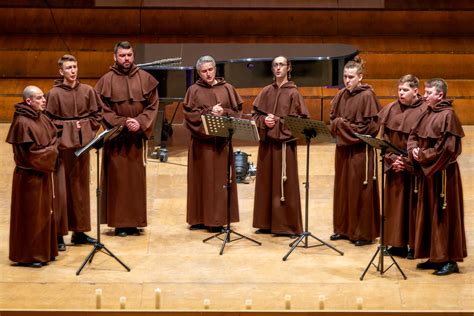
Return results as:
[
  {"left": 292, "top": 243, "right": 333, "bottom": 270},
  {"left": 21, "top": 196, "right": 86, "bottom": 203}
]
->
[
  {"left": 344, "top": 55, "right": 364, "bottom": 74},
  {"left": 272, "top": 55, "right": 292, "bottom": 80},
  {"left": 425, "top": 78, "right": 448, "bottom": 97},
  {"left": 399, "top": 74, "right": 419, "bottom": 89},
  {"left": 114, "top": 41, "right": 132, "bottom": 54},
  {"left": 58, "top": 54, "right": 77, "bottom": 67}
]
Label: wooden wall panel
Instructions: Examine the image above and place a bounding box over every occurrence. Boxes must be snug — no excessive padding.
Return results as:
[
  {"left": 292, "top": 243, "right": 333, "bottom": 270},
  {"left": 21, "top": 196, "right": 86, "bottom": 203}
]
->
[
  {"left": 0, "top": 96, "right": 22, "bottom": 121},
  {"left": 0, "top": 8, "right": 140, "bottom": 35},
  {"left": 0, "top": 51, "right": 111, "bottom": 78},
  {"left": 141, "top": 10, "right": 338, "bottom": 37},
  {"left": 452, "top": 99, "right": 474, "bottom": 125},
  {"left": 2, "top": 8, "right": 474, "bottom": 37},
  {"left": 338, "top": 11, "right": 474, "bottom": 36},
  {"left": 2, "top": 35, "right": 473, "bottom": 54},
  {"left": 361, "top": 53, "right": 474, "bottom": 80}
]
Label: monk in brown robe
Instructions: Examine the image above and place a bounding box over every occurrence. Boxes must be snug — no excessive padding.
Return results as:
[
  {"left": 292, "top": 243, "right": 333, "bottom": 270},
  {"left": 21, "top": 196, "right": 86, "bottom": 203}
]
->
[
  {"left": 252, "top": 56, "right": 309, "bottom": 236},
  {"left": 329, "top": 57, "right": 381, "bottom": 246},
  {"left": 6, "top": 86, "right": 59, "bottom": 268},
  {"left": 46, "top": 54, "right": 102, "bottom": 250},
  {"left": 377, "top": 74, "right": 426, "bottom": 259},
  {"left": 407, "top": 78, "right": 467, "bottom": 276},
  {"left": 183, "top": 55, "right": 242, "bottom": 231},
  {"left": 95, "top": 41, "right": 159, "bottom": 237}
]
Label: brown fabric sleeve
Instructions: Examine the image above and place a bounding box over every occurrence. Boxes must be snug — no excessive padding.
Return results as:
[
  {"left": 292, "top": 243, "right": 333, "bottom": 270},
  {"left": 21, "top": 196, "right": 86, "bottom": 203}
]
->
[
  {"left": 14, "top": 142, "right": 58, "bottom": 173},
  {"left": 99, "top": 95, "right": 128, "bottom": 129},
  {"left": 418, "top": 133, "right": 461, "bottom": 177},
  {"left": 183, "top": 87, "right": 213, "bottom": 139},
  {"left": 134, "top": 87, "right": 159, "bottom": 139}
]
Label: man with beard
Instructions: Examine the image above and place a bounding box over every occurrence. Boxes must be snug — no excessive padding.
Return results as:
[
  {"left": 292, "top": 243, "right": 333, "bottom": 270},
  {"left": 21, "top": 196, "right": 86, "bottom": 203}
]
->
[
  {"left": 377, "top": 74, "right": 426, "bottom": 259},
  {"left": 46, "top": 54, "right": 102, "bottom": 250},
  {"left": 252, "top": 56, "right": 309, "bottom": 237},
  {"left": 407, "top": 78, "right": 467, "bottom": 276},
  {"left": 183, "top": 55, "right": 242, "bottom": 232},
  {"left": 6, "top": 86, "right": 59, "bottom": 267},
  {"left": 95, "top": 41, "right": 159, "bottom": 237},
  {"left": 329, "top": 57, "right": 381, "bottom": 246}
]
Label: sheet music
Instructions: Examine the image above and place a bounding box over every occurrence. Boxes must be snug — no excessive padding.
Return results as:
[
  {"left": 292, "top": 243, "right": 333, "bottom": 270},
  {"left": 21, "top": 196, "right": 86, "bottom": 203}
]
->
[{"left": 201, "top": 114, "right": 260, "bottom": 142}]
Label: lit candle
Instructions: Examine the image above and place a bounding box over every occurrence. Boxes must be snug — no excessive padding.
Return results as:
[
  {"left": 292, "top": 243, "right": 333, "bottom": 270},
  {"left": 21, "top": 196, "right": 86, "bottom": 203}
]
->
[
  {"left": 318, "top": 295, "right": 325, "bottom": 310},
  {"left": 284, "top": 294, "right": 291, "bottom": 310},
  {"left": 120, "top": 296, "right": 126, "bottom": 309},
  {"left": 203, "top": 298, "right": 211, "bottom": 309},
  {"left": 95, "top": 289, "right": 102, "bottom": 309},
  {"left": 245, "top": 299, "right": 252, "bottom": 310},
  {"left": 155, "top": 288, "right": 161, "bottom": 309}
]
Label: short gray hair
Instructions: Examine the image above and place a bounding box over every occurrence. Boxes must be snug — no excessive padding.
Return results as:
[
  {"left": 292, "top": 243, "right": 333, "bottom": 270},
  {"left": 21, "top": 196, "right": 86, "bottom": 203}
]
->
[
  {"left": 22, "top": 85, "right": 41, "bottom": 101},
  {"left": 425, "top": 78, "right": 448, "bottom": 98},
  {"left": 196, "top": 55, "right": 216, "bottom": 71}
]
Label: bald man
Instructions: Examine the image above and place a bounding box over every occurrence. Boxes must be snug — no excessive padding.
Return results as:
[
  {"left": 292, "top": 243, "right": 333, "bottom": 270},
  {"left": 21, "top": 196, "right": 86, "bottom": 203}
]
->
[{"left": 6, "top": 86, "right": 59, "bottom": 268}]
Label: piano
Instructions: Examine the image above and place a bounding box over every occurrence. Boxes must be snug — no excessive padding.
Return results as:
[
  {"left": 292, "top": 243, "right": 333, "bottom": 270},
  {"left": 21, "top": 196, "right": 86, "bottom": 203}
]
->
[{"left": 137, "top": 43, "right": 358, "bottom": 161}]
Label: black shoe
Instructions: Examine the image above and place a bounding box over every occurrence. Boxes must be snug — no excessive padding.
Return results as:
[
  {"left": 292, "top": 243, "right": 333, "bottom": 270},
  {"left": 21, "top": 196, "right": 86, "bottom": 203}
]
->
[
  {"left": 71, "top": 232, "right": 96, "bottom": 244},
  {"left": 273, "top": 232, "right": 299, "bottom": 239},
  {"left": 16, "top": 262, "right": 44, "bottom": 268},
  {"left": 115, "top": 228, "right": 127, "bottom": 237},
  {"left": 125, "top": 227, "right": 140, "bottom": 236},
  {"left": 354, "top": 240, "right": 372, "bottom": 246},
  {"left": 189, "top": 224, "right": 206, "bottom": 230},
  {"left": 385, "top": 246, "right": 408, "bottom": 257},
  {"left": 57, "top": 236, "right": 66, "bottom": 251},
  {"left": 330, "top": 233, "right": 349, "bottom": 241},
  {"left": 416, "top": 260, "right": 443, "bottom": 270},
  {"left": 433, "top": 262, "right": 459, "bottom": 276},
  {"left": 255, "top": 229, "right": 272, "bottom": 234},
  {"left": 208, "top": 226, "right": 224, "bottom": 233},
  {"left": 406, "top": 248, "right": 415, "bottom": 260}
]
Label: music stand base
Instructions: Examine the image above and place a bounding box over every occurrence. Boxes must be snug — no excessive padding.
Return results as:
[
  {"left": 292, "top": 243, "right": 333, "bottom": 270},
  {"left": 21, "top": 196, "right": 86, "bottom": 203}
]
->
[
  {"left": 203, "top": 226, "right": 262, "bottom": 255},
  {"left": 76, "top": 242, "right": 131, "bottom": 275},
  {"left": 360, "top": 244, "right": 407, "bottom": 280},
  {"left": 283, "top": 231, "right": 344, "bottom": 261}
]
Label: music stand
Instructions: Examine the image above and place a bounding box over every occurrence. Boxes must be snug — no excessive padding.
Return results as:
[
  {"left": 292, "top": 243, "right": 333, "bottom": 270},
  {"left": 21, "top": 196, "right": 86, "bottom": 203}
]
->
[
  {"left": 282, "top": 116, "right": 344, "bottom": 261},
  {"left": 355, "top": 133, "right": 407, "bottom": 280},
  {"left": 74, "top": 126, "right": 131, "bottom": 275},
  {"left": 201, "top": 114, "right": 262, "bottom": 255}
]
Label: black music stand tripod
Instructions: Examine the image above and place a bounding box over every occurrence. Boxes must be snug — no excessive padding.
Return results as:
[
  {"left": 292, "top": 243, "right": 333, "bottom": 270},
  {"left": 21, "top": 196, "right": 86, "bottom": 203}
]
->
[
  {"left": 74, "top": 126, "right": 131, "bottom": 275},
  {"left": 282, "top": 116, "right": 344, "bottom": 261},
  {"left": 355, "top": 133, "right": 407, "bottom": 280},
  {"left": 201, "top": 114, "right": 262, "bottom": 255}
]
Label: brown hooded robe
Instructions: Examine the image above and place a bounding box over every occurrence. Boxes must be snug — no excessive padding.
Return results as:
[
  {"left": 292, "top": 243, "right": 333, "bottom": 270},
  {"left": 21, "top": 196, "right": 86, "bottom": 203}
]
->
[
  {"left": 252, "top": 81, "right": 309, "bottom": 234},
  {"left": 329, "top": 84, "right": 381, "bottom": 241},
  {"left": 183, "top": 78, "right": 242, "bottom": 227},
  {"left": 95, "top": 63, "right": 159, "bottom": 228},
  {"left": 6, "top": 103, "right": 59, "bottom": 263},
  {"left": 377, "top": 97, "right": 426, "bottom": 249},
  {"left": 407, "top": 99, "right": 467, "bottom": 262},
  {"left": 46, "top": 80, "right": 102, "bottom": 235}
]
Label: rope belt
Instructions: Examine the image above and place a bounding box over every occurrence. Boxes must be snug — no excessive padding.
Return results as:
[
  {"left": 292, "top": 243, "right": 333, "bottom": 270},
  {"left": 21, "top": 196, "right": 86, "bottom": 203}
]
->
[
  {"left": 51, "top": 173, "right": 55, "bottom": 199},
  {"left": 280, "top": 142, "right": 288, "bottom": 202},
  {"left": 363, "top": 144, "right": 369, "bottom": 185},
  {"left": 414, "top": 176, "right": 418, "bottom": 194},
  {"left": 373, "top": 148, "right": 377, "bottom": 180},
  {"left": 440, "top": 169, "right": 447, "bottom": 210},
  {"left": 142, "top": 139, "right": 148, "bottom": 167},
  {"left": 363, "top": 144, "right": 377, "bottom": 184}
]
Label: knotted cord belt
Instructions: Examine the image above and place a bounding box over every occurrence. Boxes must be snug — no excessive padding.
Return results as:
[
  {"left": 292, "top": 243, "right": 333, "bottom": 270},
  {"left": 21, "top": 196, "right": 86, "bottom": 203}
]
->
[{"left": 280, "top": 141, "right": 288, "bottom": 202}]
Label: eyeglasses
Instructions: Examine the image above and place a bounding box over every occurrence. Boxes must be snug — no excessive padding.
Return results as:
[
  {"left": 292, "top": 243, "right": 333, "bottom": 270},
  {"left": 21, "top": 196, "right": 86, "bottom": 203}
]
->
[{"left": 272, "top": 62, "right": 288, "bottom": 68}]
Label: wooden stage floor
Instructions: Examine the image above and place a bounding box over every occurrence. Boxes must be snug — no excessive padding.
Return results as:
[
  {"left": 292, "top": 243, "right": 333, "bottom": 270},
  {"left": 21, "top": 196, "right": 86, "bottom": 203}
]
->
[{"left": 0, "top": 123, "right": 472, "bottom": 312}]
